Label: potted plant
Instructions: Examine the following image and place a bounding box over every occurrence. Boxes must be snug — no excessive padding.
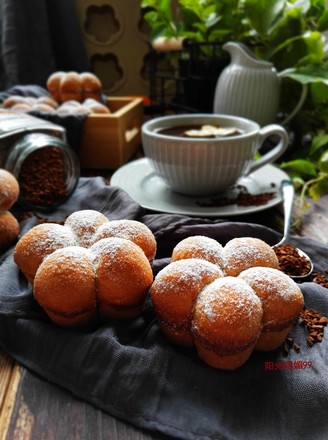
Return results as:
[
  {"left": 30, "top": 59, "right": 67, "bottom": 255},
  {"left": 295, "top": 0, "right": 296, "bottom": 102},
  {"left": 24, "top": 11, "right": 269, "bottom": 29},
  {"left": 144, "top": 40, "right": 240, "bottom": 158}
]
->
[{"left": 141, "top": 0, "right": 250, "bottom": 111}]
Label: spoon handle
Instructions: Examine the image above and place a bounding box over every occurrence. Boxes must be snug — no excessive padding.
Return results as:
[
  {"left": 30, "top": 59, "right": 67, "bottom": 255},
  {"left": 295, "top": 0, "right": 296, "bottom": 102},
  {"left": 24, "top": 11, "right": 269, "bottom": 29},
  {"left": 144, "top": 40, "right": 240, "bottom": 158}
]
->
[{"left": 280, "top": 179, "right": 294, "bottom": 245}]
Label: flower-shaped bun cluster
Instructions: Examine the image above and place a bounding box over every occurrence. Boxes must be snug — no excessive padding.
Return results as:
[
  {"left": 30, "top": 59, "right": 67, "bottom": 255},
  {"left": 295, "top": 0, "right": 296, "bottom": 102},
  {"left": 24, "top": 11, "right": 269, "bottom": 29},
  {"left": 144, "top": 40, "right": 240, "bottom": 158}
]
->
[
  {"left": 151, "top": 235, "right": 304, "bottom": 370},
  {"left": 14, "top": 210, "right": 156, "bottom": 327},
  {"left": 0, "top": 169, "right": 20, "bottom": 251}
]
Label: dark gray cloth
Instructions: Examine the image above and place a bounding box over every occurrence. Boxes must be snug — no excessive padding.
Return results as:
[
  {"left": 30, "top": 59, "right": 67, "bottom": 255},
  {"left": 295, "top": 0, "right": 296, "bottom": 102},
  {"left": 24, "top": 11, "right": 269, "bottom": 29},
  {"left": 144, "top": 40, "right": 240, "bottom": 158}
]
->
[
  {"left": 1, "top": 177, "right": 328, "bottom": 440},
  {"left": 0, "top": 0, "right": 88, "bottom": 90}
]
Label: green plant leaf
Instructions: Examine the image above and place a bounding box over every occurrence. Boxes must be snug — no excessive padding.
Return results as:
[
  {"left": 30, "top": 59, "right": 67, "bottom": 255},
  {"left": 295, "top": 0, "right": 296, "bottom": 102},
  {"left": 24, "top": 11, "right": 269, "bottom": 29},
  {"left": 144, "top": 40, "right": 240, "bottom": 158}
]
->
[
  {"left": 318, "top": 9, "right": 328, "bottom": 31},
  {"left": 244, "top": 0, "right": 285, "bottom": 36},
  {"left": 308, "top": 175, "right": 328, "bottom": 200},
  {"left": 318, "top": 150, "right": 328, "bottom": 172},
  {"left": 310, "top": 135, "right": 328, "bottom": 156},
  {"left": 285, "top": 63, "right": 328, "bottom": 85},
  {"left": 280, "top": 159, "right": 318, "bottom": 176}
]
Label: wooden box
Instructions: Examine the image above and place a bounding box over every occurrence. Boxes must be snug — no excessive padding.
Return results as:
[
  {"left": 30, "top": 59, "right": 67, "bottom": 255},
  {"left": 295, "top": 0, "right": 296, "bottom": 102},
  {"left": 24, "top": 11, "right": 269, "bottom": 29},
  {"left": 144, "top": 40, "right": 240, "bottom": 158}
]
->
[{"left": 78, "top": 97, "right": 144, "bottom": 169}]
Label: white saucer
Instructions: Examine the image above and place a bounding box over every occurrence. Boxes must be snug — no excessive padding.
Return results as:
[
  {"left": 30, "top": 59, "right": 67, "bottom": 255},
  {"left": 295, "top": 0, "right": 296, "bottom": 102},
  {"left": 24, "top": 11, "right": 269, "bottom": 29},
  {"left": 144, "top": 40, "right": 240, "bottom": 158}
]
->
[{"left": 111, "top": 158, "right": 290, "bottom": 217}]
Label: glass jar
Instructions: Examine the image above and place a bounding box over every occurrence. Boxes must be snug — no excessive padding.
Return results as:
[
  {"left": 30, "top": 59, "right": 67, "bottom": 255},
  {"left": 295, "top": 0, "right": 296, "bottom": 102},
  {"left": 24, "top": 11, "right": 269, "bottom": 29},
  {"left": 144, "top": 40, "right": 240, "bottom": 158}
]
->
[{"left": 4, "top": 133, "right": 80, "bottom": 211}]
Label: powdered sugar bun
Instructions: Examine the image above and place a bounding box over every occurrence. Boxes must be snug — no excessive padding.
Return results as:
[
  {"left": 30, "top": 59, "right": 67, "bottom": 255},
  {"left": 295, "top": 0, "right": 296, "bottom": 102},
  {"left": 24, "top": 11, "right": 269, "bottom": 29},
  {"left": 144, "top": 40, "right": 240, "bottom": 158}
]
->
[
  {"left": 150, "top": 259, "right": 224, "bottom": 346},
  {"left": 0, "top": 169, "right": 20, "bottom": 211},
  {"left": 172, "top": 235, "right": 225, "bottom": 270},
  {"left": 34, "top": 246, "right": 97, "bottom": 327},
  {"left": 192, "top": 277, "right": 263, "bottom": 370},
  {"left": 90, "top": 237, "right": 153, "bottom": 320},
  {"left": 238, "top": 267, "right": 304, "bottom": 351},
  {"left": 14, "top": 223, "right": 77, "bottom": 284},
  {"left": 64, "top": 209, "right": 109, "bottom": 247},
  {"left": 93, "top": 219, "right": 156, "bottom": 262},
  {"left": 223, "top": 237, "right": 279, "bottom": 276},
  {"left": 0, "top": 211, "right": 20, "bottom": 251}
]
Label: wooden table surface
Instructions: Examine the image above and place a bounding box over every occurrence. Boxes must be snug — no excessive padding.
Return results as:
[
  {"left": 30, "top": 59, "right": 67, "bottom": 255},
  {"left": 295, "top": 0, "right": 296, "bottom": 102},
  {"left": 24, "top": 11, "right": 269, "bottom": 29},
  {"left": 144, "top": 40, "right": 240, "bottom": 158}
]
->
[{"left": 1, "top": 189, "right": 327, "bottom": 440}]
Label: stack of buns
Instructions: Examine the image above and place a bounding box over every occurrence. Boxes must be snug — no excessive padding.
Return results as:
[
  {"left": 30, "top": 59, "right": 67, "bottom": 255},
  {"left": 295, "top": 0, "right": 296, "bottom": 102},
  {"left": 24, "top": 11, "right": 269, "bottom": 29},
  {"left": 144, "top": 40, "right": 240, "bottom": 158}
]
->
[
  {"left": 151, "top": 235, "right": 304, "bottom": 370},
  {"left": 2, "top": 71, "right": 110, "bottom": 115},
  {"left": 14, "top": 210, "right": 156, "bottom": 326},
  {"left": 0, "top": 169, "right": 20, "bottom": 251}
]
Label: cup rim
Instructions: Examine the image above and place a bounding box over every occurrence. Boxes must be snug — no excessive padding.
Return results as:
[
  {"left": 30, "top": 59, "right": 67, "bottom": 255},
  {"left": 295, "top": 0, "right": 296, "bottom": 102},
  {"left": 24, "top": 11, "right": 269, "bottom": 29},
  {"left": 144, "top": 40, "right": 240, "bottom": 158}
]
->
[{"left": 142, "top": 113, "right": 260, "bottom": 140}]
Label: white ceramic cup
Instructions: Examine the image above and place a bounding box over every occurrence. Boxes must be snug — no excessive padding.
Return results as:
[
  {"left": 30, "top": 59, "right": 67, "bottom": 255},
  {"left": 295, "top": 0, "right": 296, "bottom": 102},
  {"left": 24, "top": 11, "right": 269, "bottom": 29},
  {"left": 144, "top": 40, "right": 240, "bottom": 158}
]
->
[{"left": 141, "top": 114, "right": 289, "bottom": 196}]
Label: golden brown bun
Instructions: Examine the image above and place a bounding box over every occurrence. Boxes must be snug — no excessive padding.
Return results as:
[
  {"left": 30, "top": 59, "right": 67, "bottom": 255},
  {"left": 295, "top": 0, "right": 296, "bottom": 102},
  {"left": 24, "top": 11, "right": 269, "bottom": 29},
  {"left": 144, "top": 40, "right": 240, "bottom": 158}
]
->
[
  {"left": 64, "top": 209, "right": 109, "bottom": 248},
  {"left": 59, "top": 71, "right": 83, "bottom": 103},
  {"left": 192, "top": 277, "right": 263, "bottom": 370},
  {"left": 93, "top": 219, "right": 156, "bottom": 262},
  {"left": 2, "top": 95, "right": 28, "bottom": 108},
  {"left": 34, "top": 246, "right": 97, "bottom": 327},
  {"left": 14, "top": 223, "right": 78, "bottom": 285},
  {"left": 223, "top": 237, "right": 279, "bottom": 276},
  {"left": 171, "top": 235, "right": 225, "bottom": 270},
  {"left": 90, "top": 237, "right": 153, "bottom": 320},
  {"left": 80, "top": 72, "right": 102, "bottom": 101},
  {"left": 150, "top": 259, "right": 224, "bottom": 346},
  {"left": 46, "top": 71, "right": 65, "bottom": 102},
  {"left": 83, "top": 98, "right": 110, "bottom": 114},
  {"left": 32, "top": 103, "right": 56, "bottom": 114},
  {"left": 0, "top": 169, "right": 20, "bottom": 211},
  {"left": 36, "top": 96, "right": 59, "bottom": 109},
  {"left": 0, "top": 211, "right": 20, "bottom": 251},
  {"left": 238, "top": 267, "right": 304, "bottom": 351},
  {"left": 11, "top": 103, "right": 33, "bottom": 112}
]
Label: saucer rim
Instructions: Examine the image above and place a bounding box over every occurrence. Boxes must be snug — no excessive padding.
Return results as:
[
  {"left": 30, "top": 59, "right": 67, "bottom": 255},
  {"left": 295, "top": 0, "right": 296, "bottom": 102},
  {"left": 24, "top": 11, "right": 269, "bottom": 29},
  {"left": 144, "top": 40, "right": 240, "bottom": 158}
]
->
[{"left": 110, "top": 158, "right": 289, "bottom": 217}]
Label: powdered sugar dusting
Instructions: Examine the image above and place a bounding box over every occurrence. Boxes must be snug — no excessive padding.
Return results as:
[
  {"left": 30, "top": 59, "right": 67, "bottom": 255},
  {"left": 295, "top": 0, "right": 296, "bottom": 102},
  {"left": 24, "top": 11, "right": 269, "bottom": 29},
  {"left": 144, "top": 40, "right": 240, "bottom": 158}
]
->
[
  {"left": 153, "top": 258, "right": 223, "bottom": 293},
  {"left": 172, "top": 235, "right": 225, "bottom": 268},
  {"left": 238, "top": 267, "right": 303, "bottom": 301},
  {"left": 89, "top": 236, "right": 141, "bottom": 268},
  {"left": 22, "top": 223, "right": 77, "bottom": 256},
  {"left": 64, "top": 209, "right": 109, "bottom": 247},
  {"left": 195, "top": 276, "right": 262, "bottom": 324},
  {"left": 223, "top": 237, "right": 279, "bottom": 275}
]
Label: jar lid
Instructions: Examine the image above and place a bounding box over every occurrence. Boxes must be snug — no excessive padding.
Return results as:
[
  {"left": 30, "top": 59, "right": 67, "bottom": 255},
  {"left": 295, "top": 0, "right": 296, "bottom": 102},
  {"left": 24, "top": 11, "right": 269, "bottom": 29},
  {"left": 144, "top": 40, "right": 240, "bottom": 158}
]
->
[{"left": 5, "top": 133, "right": 80, "bottom": 211}]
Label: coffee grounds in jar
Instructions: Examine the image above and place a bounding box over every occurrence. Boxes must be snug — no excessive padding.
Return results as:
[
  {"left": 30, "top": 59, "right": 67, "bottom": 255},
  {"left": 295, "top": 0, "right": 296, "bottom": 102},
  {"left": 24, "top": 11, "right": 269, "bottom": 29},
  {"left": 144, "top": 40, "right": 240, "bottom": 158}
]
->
[{"left": 18, "top": 146, "right": 69, "bottom": 207}]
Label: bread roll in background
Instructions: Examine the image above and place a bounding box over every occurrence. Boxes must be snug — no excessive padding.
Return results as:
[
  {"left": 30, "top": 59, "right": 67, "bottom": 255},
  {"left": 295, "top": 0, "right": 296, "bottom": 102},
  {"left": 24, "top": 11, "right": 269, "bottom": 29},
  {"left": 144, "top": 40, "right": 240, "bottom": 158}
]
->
[
  {"left": 59, "top": 71, "right": 83, "bottom": 103},
  {"left": 46, "top": 71, "right": 65, "bottom": 102},
  {"left": 80, "top": 72, "right": 102, "bottom": 101}
]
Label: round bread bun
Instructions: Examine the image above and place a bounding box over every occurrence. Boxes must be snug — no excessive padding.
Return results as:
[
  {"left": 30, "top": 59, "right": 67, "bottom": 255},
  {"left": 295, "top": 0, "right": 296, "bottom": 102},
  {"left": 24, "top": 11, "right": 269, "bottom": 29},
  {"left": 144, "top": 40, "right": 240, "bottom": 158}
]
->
[
  {"left": 34, "top": 246, "right": 97, "bottom": 327},
  {"left": 191, "top": 277, "right": 263, "bottom": 370},
  {"left": 0, "top": 169, "right": 20, "bottom": 211},
  {"left": 92, "top": 219, "right": 156, "bottom": 262},
  {"left": 171, "top": 235, "right": 225, "bottom": 270},
  {"left": 11, "top": 103, "right": 33, "bottom": 112},
  {"left": 59, "top": 71, "right": 83, "bottom": 103},
  {"left": 223, "top": 237, "right": 279, "bottom": 276},
  {"left": 83, "top": 98, "right": 110, "bottom": 114},
  {"left": 80, "top": 72, "right": 102, "bottom": 101},
  {"left": 64, "top": 209, "right": 109, "bottom": 248},
  {"left": 13, "top": 223, "right": 77, "bottom": 285},
  {"left": 150, "top": 259, "right": 224, "bottom": 346},
  {"left": 0, "top": 211, "right": 20, "bottom": 251},
  {"left": 46, "top": 71, "right": 65, "bottom": 102},
  {"left": 36, "top": 96, "right": 59, "bottom": 109},
  {"left": 2, "top": 95, "right": 28, "bottom": 108},
  {"left": 90, "top": 237, "right": 153, "bottom": 320},
  {"left": 238, "top": 267, "right": 304, "bottom": 351},
  {"left": 32, "top": 103, "right": 56, "bottom": 114}
]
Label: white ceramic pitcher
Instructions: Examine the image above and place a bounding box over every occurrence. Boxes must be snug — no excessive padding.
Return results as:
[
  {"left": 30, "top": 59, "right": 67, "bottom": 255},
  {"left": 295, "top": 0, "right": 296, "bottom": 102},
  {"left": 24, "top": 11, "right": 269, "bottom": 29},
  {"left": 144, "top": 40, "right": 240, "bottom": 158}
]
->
[{"left": 213, "top": 42, "right": 307, "bottom": 126}]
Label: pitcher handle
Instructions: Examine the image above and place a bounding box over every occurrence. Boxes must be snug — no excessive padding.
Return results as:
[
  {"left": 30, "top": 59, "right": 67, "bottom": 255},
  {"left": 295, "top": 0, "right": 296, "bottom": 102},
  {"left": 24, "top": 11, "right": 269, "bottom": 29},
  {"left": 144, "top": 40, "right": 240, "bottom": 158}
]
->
[
  {"left": 278, "top": 69, "right": 308, "bottom": 125},
  {"left": 247, "top": 124, "right": 289, "bottom": 175}
]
